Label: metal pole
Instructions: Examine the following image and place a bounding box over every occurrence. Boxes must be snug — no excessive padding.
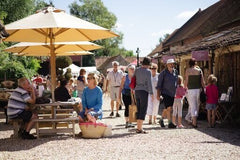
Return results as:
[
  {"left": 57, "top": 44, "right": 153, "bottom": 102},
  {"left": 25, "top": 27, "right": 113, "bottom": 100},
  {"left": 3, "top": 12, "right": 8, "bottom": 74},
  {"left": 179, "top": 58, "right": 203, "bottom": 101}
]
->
[{"left": 136, "top": 47, "right": 140, "bottom": 67}]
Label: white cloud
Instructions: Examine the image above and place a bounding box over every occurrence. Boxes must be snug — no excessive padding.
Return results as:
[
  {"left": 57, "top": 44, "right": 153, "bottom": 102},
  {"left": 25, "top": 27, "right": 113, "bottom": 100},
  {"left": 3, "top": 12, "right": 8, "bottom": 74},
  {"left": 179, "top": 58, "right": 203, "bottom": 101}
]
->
[
  {"left": 177, "top": 10, "right": 198, "bottom": 19},
  {"left": 151, "top": 29, "right": 174, "bottom": 37}
]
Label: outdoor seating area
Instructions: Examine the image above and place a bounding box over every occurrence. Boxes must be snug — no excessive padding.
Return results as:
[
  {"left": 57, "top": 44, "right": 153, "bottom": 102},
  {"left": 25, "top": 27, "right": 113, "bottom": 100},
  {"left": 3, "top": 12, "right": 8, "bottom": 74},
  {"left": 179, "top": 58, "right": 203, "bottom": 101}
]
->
[{"left": 34, "top": 101, "right": 80, "bottom": 138}]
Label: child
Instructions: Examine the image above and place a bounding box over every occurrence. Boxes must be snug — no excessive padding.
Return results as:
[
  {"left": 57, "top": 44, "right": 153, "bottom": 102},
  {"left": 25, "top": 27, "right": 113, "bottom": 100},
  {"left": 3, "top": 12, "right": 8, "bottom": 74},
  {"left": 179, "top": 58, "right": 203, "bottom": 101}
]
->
[
  {"left": 172, "top": 75, "right": 186, "bottom": 128},
  {"left": 206, "top": 75, "right": 218, "bottom": 128}
]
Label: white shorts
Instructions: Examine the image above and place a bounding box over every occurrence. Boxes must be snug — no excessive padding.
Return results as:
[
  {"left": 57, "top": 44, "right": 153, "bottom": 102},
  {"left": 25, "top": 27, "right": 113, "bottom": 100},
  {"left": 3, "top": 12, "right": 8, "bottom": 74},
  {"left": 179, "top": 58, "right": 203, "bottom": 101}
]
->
[
  {"left": 172, "top": 98, "right": 183, "bottom": 117},
  {"left": 110, "top": 86, "right": 120, "bottom": 101},
  {"left": 187, "top": 89, "right": 200, "bottom": 117}
]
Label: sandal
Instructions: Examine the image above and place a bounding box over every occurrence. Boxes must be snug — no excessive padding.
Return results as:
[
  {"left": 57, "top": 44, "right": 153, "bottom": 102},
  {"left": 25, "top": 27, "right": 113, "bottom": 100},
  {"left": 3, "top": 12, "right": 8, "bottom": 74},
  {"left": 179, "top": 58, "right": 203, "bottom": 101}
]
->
[{"left": 136, "top": 129, "right": 147, "bottom": 134}]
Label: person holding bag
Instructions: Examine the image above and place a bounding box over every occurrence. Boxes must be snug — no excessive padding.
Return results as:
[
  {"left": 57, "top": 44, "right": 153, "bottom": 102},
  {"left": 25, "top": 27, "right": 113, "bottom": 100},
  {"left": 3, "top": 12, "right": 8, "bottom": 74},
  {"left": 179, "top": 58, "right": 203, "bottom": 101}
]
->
[
  {"left": 134, "top": 57, "right": 153, "bottom": 134},
  {"left": 118, "top": 64, "right": 135, "bottom": 128}
]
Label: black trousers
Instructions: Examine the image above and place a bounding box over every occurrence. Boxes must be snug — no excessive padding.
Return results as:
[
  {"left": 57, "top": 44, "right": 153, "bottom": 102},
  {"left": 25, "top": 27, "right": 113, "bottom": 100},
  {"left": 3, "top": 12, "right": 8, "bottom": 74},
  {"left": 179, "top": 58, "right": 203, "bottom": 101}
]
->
[
  {"left": 122, "top": 94, "right": 131, "bottom": 117},
  {"left": 135, "top": 90, "right": 148, "bottom": 120}
]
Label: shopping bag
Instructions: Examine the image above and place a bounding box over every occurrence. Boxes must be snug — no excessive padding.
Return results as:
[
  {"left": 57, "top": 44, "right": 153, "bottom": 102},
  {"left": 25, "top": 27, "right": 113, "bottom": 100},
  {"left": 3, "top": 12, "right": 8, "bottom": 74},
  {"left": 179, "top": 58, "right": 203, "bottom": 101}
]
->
[
  {"left": 129, "top": 92, "right": 137, "bottom": 122},
  {"left": 79, "top": 122, "right": 107, "bottom": 139}
]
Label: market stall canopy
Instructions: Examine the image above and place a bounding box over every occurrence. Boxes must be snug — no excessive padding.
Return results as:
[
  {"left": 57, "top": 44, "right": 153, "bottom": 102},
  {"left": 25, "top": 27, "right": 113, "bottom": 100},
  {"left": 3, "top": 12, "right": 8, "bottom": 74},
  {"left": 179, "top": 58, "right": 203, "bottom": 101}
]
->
[
  {"left": 4, "top": 41, "right": 101, "bottom": 56},
  {"left": 63, "top": 64, "right": 99, "bottom": 76}
]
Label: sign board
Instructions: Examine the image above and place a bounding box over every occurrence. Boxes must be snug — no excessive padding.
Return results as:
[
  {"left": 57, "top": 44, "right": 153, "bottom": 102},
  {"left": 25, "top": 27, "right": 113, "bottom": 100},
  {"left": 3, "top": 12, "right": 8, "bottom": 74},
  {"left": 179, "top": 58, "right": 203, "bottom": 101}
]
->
[
  {"left": 192, "top": 50, "right": 209, "bottom": 61},
  {"left": 162, "top": 55, "right": 175, "bottom": 63}
]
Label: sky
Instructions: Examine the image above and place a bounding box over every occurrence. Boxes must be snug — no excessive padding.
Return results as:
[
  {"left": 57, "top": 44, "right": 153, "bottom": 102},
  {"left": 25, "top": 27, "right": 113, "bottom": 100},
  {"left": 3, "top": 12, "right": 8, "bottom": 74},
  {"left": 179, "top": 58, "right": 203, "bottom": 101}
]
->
[{"left": 48, "top": 0, "right": 219, "bottom": 57}]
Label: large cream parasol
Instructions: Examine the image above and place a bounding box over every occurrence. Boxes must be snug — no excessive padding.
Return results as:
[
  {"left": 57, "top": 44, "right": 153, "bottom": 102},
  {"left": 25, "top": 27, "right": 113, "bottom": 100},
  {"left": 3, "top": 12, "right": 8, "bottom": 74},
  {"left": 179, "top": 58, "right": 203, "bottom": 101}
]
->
[
  {"left": 4, "top": 42, "right": 101, "bottom": 56},
  {"left": 11, "top": 51, "right": 94, "bottom": 56},
  {"left": 4, "top": 7, "right": 118, "bottom": 101}
]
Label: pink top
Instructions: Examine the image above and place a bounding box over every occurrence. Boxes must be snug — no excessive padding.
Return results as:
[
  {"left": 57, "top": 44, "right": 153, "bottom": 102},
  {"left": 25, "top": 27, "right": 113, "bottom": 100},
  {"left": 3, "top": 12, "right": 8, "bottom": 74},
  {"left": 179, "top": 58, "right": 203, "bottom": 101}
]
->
[
  {"left": 206, "top": 84, "right": 218, "bottom": 104},
  {"left": 175, "top": 85, "right": 186, "bottom": 99}
]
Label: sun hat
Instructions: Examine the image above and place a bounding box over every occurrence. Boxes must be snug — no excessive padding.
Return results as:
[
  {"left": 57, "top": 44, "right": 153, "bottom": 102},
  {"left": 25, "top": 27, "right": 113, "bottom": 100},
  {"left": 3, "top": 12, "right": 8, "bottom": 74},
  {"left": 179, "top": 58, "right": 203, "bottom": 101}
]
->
[
  {"left": 127, "top": 64, "right": 135, "bottom": 70},
  {"left": 166, "top": 59, "right": 175, "bottom": 64},
  {"left": 112, "top": 61, "right": 119, "bottom": 66}
]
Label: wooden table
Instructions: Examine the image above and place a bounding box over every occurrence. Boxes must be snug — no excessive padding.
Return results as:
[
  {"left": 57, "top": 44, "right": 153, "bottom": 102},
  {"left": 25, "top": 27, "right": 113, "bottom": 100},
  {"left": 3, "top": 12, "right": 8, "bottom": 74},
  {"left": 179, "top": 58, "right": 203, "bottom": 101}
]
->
[{"left": 34, "top": 101, "right": 80, "bottom": 138}]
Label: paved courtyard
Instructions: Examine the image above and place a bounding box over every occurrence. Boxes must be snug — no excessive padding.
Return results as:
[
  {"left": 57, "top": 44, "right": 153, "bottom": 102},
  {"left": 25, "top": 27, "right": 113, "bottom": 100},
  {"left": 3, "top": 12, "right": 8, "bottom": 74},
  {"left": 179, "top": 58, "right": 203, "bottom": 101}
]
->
[{"left": 0, "top": 94, "right": 239, "bottom": 160}]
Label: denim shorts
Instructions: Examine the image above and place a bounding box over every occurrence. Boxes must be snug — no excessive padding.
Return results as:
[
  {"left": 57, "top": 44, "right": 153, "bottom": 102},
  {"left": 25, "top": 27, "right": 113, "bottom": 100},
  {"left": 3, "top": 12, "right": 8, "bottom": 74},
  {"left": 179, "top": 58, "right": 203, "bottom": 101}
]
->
[
  {"left": 79, "top": 110, "right": 102, "bottom": 119},
  {"left": 206, "top": 103, "right": 217, "bottom": 110}
]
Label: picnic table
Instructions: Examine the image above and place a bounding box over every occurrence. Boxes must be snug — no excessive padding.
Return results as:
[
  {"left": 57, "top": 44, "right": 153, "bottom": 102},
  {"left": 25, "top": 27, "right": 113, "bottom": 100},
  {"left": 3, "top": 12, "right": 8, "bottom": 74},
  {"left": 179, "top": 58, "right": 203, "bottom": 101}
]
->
[{"left": 34, "top": 101, "right": 81, "bottom": 138}]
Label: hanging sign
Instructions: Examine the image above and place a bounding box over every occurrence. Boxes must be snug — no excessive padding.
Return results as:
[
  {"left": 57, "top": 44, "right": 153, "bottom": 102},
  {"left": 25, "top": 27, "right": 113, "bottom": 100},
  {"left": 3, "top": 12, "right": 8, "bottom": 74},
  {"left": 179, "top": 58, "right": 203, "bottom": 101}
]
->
[{"left": 192, "top": 50, "right": 209, "bottom": 61}]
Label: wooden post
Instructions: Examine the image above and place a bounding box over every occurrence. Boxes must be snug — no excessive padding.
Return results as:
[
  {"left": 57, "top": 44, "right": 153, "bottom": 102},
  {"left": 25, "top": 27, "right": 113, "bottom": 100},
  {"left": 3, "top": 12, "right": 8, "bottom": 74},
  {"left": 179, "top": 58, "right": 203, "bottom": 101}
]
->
[{"left": 49, "top": 28, "right": 56, "bottom": 102}]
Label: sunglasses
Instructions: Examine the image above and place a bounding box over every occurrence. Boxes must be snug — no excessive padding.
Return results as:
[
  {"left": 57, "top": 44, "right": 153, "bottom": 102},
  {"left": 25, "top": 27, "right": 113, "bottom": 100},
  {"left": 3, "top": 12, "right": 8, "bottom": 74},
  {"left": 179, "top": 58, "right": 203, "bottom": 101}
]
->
[
  {"left": 87, "top": 77, "right": 93, "bottom": 80},
  {"left": 150, "top": 68, "right": 157, "bottom": 70}
]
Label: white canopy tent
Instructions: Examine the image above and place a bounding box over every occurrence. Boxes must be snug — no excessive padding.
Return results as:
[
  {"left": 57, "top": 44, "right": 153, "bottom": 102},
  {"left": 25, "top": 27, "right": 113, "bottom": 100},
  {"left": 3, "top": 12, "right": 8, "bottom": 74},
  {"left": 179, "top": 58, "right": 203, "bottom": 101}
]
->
[{"left": 63, "top": 64, "right": 99, "bottom": 77}]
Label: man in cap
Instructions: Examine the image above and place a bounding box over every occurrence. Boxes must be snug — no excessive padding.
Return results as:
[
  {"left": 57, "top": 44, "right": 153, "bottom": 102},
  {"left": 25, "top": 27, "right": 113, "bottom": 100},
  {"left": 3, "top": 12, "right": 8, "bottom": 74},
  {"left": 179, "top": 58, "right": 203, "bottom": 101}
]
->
[
  {"left": 156, "top": 59, "right": 178, "bottom": 128},
  {"left": 106, "top": 61, "right": 124, "bottom": 117}
]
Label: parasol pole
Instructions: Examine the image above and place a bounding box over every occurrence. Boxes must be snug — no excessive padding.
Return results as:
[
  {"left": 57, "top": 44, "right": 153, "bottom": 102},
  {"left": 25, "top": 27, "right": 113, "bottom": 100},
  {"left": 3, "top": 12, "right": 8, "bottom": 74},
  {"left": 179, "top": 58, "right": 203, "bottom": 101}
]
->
[{"left": 49, "top": 28, "right": 56, "bottom": 102}]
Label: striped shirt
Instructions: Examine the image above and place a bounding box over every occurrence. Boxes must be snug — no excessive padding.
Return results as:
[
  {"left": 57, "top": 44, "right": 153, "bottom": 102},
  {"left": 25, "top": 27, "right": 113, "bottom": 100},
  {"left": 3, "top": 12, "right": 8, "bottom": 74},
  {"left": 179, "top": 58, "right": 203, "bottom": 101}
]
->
[{"left": 7, "top": 87, "right": 31, "bottom": 119}]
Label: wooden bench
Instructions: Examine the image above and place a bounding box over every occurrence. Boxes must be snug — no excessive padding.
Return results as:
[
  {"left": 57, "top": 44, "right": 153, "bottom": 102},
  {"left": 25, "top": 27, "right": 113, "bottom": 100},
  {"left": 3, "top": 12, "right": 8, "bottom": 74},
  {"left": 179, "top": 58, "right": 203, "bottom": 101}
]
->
[
  {"left": 34, "top": 117, "right": 79, "bottom": 138},
  {"left": 8, "top": 118, "right": 24, "bottom": 138}
]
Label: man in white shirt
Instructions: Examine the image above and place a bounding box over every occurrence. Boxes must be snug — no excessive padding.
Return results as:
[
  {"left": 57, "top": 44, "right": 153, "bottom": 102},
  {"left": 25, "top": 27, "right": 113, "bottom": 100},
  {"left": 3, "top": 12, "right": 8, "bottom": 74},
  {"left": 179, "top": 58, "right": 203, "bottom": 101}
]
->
[{"left": 106, "top": 61, "right": 124, "bottom": 117}]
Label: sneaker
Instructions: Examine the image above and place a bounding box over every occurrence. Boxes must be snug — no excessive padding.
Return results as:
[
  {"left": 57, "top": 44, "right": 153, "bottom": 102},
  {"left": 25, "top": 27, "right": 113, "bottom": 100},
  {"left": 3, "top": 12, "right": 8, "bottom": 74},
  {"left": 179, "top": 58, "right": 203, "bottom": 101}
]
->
[
  {"left": 159, "top": 119, "right": 165, "bottom": 128},
  {"left": 22, "top": 132, "right": 36, "bottom": 140},
  {"left": 177, "top": 124, "right": 185, "bottom": 129},
  {"left": 128, "top": 123, "right": 135, "bottom": 128},
  {"left": 168, "top": 122, "right": 177, "bottom": 129},
  {"left": 109, "top": 112, "right": 114, "bottom": 117},
  {"left": 116, "top": 113, "right": 121, "bottom": 117}
]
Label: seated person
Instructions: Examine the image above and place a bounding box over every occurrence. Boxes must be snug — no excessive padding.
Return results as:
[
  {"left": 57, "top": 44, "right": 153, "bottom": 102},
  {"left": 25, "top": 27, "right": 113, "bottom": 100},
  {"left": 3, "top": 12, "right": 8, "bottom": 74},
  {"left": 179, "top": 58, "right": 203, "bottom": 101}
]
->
[
  {"left": 54, "top": 79, "right": 71, "bottom": 102},
  {"left": 33, "top": 74, "right": 43, "bottom": 85},
  {"left": 78, "top": 73, "right": 103, "bottom": 123},
  {"left": 7, "top": 77, "right": 37, "bottom": 139}
]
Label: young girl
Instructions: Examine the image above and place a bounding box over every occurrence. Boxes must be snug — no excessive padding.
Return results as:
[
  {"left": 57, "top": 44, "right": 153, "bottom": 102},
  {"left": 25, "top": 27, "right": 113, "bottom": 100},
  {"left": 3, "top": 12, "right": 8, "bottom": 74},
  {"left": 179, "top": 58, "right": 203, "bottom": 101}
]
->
[
  {"left": 206, "top": 75, "right": 218, "bottom": 128},
  {"left": 172, "top": 75, "right": 186, "bottom": 128}
]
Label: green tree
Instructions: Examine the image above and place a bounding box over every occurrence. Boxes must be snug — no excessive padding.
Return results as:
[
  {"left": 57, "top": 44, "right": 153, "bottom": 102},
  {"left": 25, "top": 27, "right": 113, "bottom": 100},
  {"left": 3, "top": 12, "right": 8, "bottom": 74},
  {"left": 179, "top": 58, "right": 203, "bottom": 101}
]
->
[
  {"left": 69, "top": 0, "right": 133, "bottom": 59},
  {"left": 0, "top": 0, "right": 53, "bottom": 81},
  {"left": 0, "top": 0, "right": 35, "bottom": 25},
  {"left": 56, "top": 56, "right": 72, "bottom": 69},
  {"left": 33, "top": 0, "right": 54, "bottom": 13},
  {"left": 159, "top": 33, "right": 170, "bottom": 44}
]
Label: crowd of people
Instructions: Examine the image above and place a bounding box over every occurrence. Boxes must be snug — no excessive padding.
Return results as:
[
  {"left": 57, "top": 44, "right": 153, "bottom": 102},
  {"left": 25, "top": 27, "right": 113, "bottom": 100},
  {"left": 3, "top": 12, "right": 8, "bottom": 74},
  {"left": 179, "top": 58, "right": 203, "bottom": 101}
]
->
[{"left": 7, "top": 57, "right": 219, "bottom": 139}]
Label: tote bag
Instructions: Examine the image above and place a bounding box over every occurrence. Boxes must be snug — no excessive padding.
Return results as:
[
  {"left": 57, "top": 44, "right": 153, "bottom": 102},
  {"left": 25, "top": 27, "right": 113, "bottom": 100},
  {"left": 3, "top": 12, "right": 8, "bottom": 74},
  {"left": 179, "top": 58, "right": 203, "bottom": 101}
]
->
[{"left": 129, "top": 92, "right": 137, "bottom": 122}]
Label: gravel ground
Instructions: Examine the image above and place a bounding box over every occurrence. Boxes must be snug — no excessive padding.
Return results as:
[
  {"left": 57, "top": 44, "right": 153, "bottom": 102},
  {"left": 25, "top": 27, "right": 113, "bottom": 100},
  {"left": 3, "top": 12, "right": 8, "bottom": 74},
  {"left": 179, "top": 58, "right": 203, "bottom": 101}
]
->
[{"left": 0, "top": 94, "right": 240, "bottom": 160}]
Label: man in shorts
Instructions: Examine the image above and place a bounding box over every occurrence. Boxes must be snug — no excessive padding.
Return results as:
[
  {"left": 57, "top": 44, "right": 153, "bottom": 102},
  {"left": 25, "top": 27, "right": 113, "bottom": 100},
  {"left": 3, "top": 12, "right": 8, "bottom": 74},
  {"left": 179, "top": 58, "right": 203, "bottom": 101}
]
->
[
  {"left": 157, "top": 59, "right": 178, "bottom": 128},
  {"left": 106, "top": 61, "right": 124, "bottom": 117},
  {"left": 7, "top": 77, "right": 37, "bottom": 139}
]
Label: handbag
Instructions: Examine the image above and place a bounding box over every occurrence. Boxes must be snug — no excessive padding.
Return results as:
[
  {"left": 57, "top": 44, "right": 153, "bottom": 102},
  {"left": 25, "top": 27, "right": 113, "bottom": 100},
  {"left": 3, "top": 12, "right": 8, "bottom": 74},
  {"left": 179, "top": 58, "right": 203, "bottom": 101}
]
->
[
  {"left": 129, "top": 76, "right": 136, "bottom": 89},
  {"left": 129, "top": 92, "right": 137, "bottom": 122},
  {"left": 200, "top": 87, "right": 206, "bottom": 103}
]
